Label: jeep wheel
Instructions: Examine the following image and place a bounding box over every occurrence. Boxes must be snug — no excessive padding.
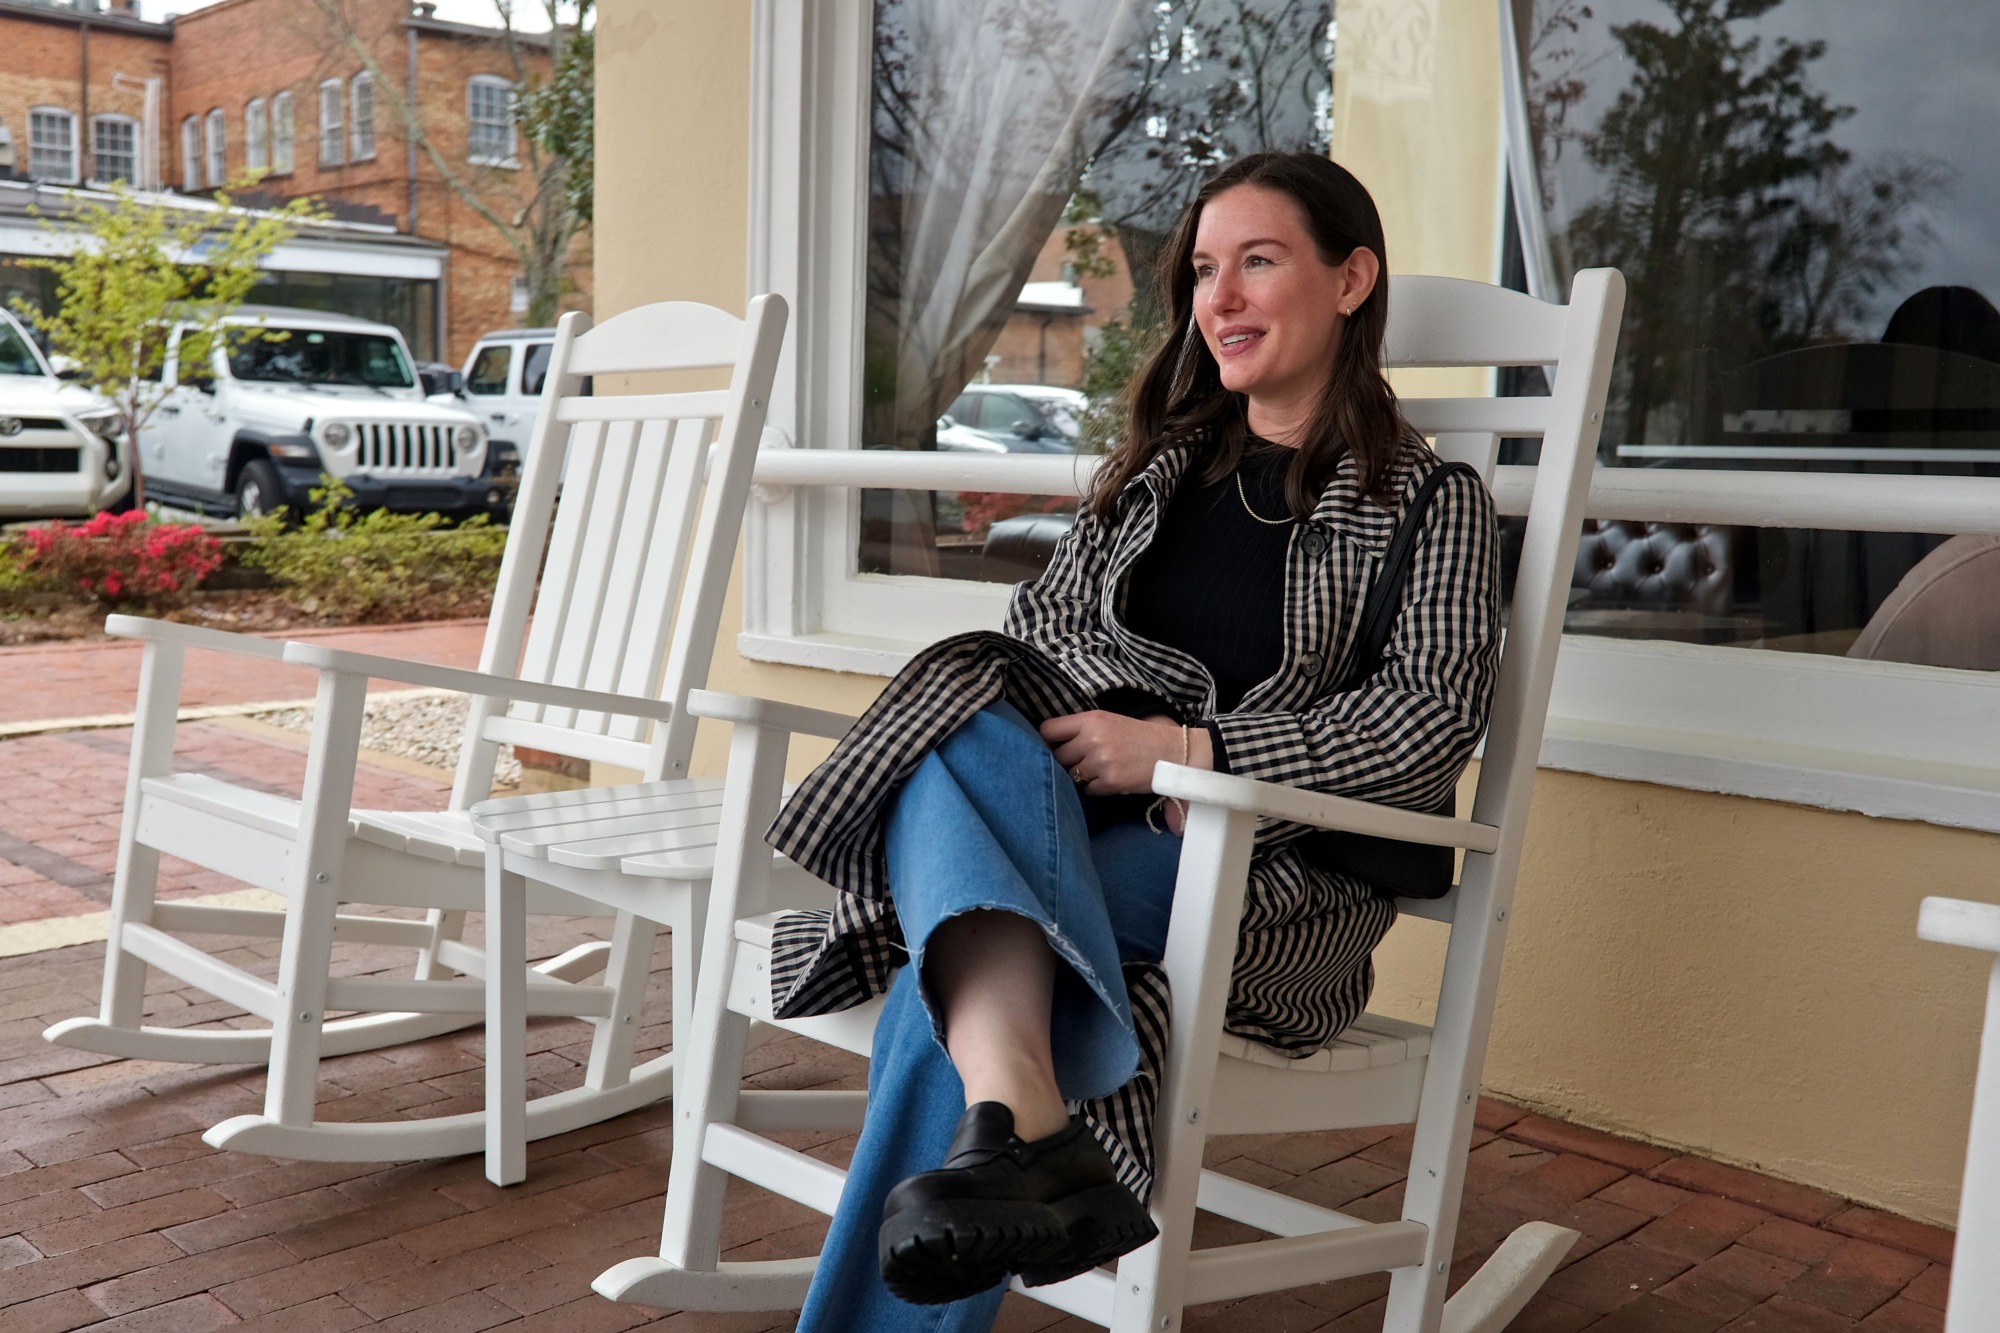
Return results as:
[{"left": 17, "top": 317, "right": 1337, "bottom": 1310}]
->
[{"left": 236, "top": 460, "right": 282, "bottom": 520}]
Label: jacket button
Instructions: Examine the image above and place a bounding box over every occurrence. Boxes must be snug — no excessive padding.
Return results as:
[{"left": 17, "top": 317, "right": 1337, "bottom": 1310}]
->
[
  {"left": 1299, "top": 652, "right": 1324, "bottom": 675},
  {"left": 1299, "top": 529, "right": 1328, "bottom": 557}
]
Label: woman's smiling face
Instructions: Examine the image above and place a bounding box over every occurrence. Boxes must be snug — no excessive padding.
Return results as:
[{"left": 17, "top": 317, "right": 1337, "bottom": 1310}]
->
[{"left": 1191, "top": 183, "right": 1373, "bottom": 439}]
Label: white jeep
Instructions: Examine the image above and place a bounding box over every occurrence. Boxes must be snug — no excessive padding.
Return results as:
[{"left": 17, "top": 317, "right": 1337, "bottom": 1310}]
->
[
  {"left": 0, "top": 307, "right": 132, "bottom": 519},
  {"left": 138, "top": 306, "right": 502, "bottom": 521}
]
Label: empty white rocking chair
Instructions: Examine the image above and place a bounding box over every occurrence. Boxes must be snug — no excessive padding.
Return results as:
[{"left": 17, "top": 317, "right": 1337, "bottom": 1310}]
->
[
  {"left": 587, "top": 268, "right": 1624, "bottom": 1330},
  {"left": 44, "top": 295, "right": 788, "bottom": 1166}
]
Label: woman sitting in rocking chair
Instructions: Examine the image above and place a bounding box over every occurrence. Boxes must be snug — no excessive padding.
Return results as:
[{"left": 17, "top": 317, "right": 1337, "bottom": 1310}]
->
[{"left": 769, "top": 150, "right": 1503, "bottom": 1331}]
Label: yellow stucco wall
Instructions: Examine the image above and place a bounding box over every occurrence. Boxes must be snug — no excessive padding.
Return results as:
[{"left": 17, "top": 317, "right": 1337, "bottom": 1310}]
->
[{"left": 595, "top": 0, "right": 1989, "bottom": 1225}]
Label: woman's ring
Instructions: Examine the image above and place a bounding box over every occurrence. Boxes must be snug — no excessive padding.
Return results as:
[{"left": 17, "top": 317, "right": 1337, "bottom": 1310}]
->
[{"left": 1071, "top": 765, "right": 1088, "bottom": 785}]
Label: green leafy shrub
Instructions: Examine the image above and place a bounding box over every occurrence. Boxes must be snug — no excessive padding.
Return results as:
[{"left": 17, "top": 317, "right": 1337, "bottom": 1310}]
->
[
  {"left": 239, "top": 477, "right": 508, "bottom": 622},
  {"left": 13, "top": 510, "right": 223, "bottom": 609},
  {"left": 0, "top": 537, "right": 64, "bottom": 604}
]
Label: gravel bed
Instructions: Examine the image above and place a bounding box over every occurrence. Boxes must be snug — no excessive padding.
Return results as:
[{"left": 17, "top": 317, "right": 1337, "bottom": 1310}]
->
[{"left": 252, "top": 691, "right": 522, "bottom": 788}]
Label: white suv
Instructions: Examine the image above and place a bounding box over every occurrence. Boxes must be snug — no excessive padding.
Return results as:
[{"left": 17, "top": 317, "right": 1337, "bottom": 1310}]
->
[
  {"left": 445, "top": 327, "right": 558, "bottom": 474},
  {"left": 0, "top": 308, "right": 132, "bottom": 519},
  {"left": 138, "top": 306, "right": 500, "bottom": 520}
]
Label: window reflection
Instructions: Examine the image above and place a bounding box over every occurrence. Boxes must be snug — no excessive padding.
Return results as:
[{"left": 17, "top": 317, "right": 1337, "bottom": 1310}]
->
[
  {"left": 859, "top": 0, "right": 1334, "bottom": 581},
  {"left": 1513, "top": 0, "right": 2000, "bottom": 664}
]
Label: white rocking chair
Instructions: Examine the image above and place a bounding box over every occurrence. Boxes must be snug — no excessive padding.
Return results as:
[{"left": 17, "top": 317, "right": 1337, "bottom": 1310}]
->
[
  {"left": 579, "top": 268, "right": 1624, "bottom": 1331},
  {"left": 43, "top": 295, "right": 788, "bottom": 1167},
  {"left": 1917, "top": 896, "right": 1992, "bottom": 1329}
]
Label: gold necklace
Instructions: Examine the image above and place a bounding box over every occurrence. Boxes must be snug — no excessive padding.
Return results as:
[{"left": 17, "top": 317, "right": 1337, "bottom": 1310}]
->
[{"left": 1235, "top": 470, "right": 1294, "bottom": 526}]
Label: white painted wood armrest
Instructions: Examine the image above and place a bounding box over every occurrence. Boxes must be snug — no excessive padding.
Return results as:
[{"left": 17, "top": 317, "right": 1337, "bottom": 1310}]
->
[
  {"left": 1919, "top": 896, "right": 2000, "bottom": 955},
  {"left": 1149, "top": 762, "right": 1501, "bottom": 854},
  {"left": 104, "top": 613, "right": 289, "bottom": 660},
  {"left": 685, "top": 689, "right": 857, "bottom": 739},
  {"left": 279, "top": 642, "right": 676, "bottom": 722}
]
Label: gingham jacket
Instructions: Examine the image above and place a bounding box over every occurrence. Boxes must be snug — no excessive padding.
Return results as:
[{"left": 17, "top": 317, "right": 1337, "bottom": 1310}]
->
[{"left": 764, "top": 437, "right": 1501, "bottom": 1197}]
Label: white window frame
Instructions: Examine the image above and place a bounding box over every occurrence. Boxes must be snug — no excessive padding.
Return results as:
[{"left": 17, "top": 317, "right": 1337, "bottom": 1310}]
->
[
  {"left": 318, "top": 78, "right": 344, "bottom": 166},
  {"left": 179, "top": 114, "right": 201, "bottom": 190},
  {"left": 467, "top": 74, "right": 518, "bottom": 167},
  {"left": 736, "top": 0, "right": 2000, "bottom": 834},
  {"left": 90, "top": 113, "right": 138, "bottom": 185},
  {"left": 203, "top": 107, "right": 225, "bottom": 187},
  {"left": 28, "top": 107, "right": 77, "bottom": 183},
  {"left": 271, "top": 90, "right": 295, "bottom": 174},
  {"left": 349, "top": 71, "right": 376, "bottom": 161},
  {"left": 245, "top": 97, "right": 268, "bottom": 172},
  {"left": 741, "top": 0, "right": 1023, "bottom": 671}
]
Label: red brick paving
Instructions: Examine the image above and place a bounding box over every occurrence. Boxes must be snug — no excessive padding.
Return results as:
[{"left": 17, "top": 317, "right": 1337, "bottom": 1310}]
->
[
  {"left": 0, "top": 623, "right": 1962, "bottom": 1329},
  {"left": 0, "top": 619, "right": 490, "bottom": 726},
  {"left": 0, "top": 926, "right": 1959, "bottom": 1329}
]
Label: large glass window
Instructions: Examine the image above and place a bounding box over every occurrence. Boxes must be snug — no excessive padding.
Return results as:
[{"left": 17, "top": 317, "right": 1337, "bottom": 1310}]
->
[
  {"left": 271, "top": 90, "right": 295, "bottom": 174},
  {"left": 245, "top": 97, "right": 268, "bottom": 172},
  {"left": 859, "top": 0, "right": 1334, "bottom": 582},
  {"left": 350, "top": 72, "right": 376, "bottom": 161},
  {"left": 1512, "top": 0, "right": 2000, "bottom": 668},
  {"left": 468, "top": 76, "right": 517, "bottom": 165},
  {"left": 204, "top": 108, "right": 225, "bottom": 186},
  {"left": 319, "top": 79, "right": 344, "bottom": 166},
  {"left": 91, "top": 116, "right": 136, "bottom": 185},
  {"left": 180, "top": 114, "right": 201, "bottom": 191},
  {"left": 29, "top": 108, "right": 76, "bottom": 182}
]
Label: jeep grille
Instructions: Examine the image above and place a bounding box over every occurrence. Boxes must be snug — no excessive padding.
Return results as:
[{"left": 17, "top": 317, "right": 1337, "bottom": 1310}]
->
[{"left": 352, "top": 423, "right": 461, "bottom": 474}]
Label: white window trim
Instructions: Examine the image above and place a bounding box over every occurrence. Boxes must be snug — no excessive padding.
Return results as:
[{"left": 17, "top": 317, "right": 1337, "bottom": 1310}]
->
[
  {"left": 270, "top": 90, "right": 295, "bottom": 175},
  {"left": 203, "top": 107, "right": 225, "bottom": 188},
  {"left": 245, "top": 97, "right": 268, "bottom": 172},
  {"left": 318, "top": 78, "right": 345, "bottom": 166},
  {"left": 467, "top": 74, "right": 519, "bottom": 167},
  {"left": 179, "top": 113, "right": 201, "bottom": 191},
  {"left": 89, "top": 113, "right": 138, "bottom": 185},
  {"left": 28, "top": 106, "right": 78, "bottom": 184},
  {"left": 349, "top": 72, "right": 376, "bottom": 162}
]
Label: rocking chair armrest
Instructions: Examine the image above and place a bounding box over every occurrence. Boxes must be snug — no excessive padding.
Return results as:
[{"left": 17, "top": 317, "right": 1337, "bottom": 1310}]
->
[
  {"left": 1149, "top": 762, "right": 1501, "bottom": 856},
  {"left": 1919, "top": 896, "right": 2000, "bottom": 956},
  {"left": 279, "top": 642, "right": 676, "bottom": 722},
  {"left": 104, "top": 614, "right": 291, "bottom": 661},
  {"left": 686, "top": 689, "right": 858, "bottom": 740}
]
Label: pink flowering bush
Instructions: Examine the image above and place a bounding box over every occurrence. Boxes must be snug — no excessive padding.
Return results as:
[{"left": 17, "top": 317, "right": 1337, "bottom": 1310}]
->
[
  {"left": 956, "top": 491, "right": 1075, "bottom": 538},
  {"left": 18, "top": 510, "right": 224, "bottom": 609}
]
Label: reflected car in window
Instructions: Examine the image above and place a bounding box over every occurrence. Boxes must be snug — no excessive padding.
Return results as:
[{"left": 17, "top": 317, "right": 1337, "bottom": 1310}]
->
[{"left": 937, "top": 384, "right": 1084, "bottom": 454}]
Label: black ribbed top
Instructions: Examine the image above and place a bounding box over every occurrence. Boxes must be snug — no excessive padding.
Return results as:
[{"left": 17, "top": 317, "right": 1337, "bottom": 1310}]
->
[{"left": 1121, "top": 443, "right": 1295, "bottom": 713}]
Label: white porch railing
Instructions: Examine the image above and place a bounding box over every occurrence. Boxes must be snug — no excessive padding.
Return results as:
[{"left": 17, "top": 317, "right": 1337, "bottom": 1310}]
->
[{"left": 746, "top": 447, "right": 2000, "bottom": 541}]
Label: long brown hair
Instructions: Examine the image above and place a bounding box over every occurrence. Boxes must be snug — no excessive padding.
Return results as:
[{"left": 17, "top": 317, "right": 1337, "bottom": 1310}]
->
[{"left": 1087, "top": 152, "right": 1418, "bottom": 520}]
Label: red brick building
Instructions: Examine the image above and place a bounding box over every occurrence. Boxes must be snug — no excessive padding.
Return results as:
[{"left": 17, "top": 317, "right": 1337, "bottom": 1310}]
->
[{"left": 0, "top": 0, "right": 590, "bottom": 364}]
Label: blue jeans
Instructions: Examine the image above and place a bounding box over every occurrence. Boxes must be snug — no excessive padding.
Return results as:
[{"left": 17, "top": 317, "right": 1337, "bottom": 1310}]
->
[{"left": 795, "top": 702, "right": 1182, "bottom": 1333}]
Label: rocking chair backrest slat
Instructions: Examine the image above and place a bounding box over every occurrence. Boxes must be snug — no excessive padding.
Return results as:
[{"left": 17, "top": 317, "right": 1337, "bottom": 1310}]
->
[{"left": 446, "top": 296, "right": 789, "bottom": 810}]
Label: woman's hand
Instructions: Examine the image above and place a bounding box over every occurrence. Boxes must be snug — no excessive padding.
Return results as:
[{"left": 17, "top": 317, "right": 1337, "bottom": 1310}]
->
[{"left": 1040, "top": 711, "right": 1214, "bottom": 798}]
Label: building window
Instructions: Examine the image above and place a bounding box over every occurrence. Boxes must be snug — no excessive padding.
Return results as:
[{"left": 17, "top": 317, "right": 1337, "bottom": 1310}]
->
[
  {"left": 204, "top": 108, "right": 225, "bottom": 186},
  {"left": 245, "top": 98, "right": 268, "bottom": 172},
  {"left": 319, "top": 79, "right": 344, "bottom": 166},
  {"left": 467, "top": 75, "right": 516, "bottom": 166},
  {"left": 349, "top": 72, "right": 375, "bottom": 161},
  {"left": 271, "top": 90, "right": 294, "bottom": 174},
  {"left": 91, "top": 115, "right": 136, "bottom": 185},
  {"left": 29, "top": 108, "right": 76, "bottom": 183},
  {"left": 179, "top": 114, "right": 200, "bottom": 190}
]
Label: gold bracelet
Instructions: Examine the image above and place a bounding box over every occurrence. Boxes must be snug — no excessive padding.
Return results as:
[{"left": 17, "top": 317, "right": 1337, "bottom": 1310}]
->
[{"left": 1147, "top": 723, "right": 1193, "bottom": 834}]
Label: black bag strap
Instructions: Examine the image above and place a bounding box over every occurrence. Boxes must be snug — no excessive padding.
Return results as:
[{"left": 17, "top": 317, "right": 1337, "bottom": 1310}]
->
[{"left": 1339, "top": 460, "right": 1480, "bottom": 690}]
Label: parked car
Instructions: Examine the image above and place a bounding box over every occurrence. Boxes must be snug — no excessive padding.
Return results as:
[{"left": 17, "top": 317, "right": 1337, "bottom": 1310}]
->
[
  {"left": 137, "top": 306, "right": 503, "bottom": 521},
  {"left": 0, "top": 308, "right": 133, "bottom": 519},
  {"left": 448, "top": 327, "right": 557, "bottom": 468},
  {"left": 936, "top": 384, "right": 1085, "bottom": 454}
]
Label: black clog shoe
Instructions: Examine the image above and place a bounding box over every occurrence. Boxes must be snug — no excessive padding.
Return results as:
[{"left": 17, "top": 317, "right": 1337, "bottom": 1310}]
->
[{"left": 877, "top": 1102, "right": 1157, "bottom": 1305}]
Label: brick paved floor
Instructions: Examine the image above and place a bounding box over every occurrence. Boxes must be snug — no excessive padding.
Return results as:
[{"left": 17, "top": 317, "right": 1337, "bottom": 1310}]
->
[
  {"left": 0, "top": 619, "right": 490, "bottom": 727},
  {"left": 0, "top": 723, "right": 453, "bottom": 927},
  {"left": 0, "top": 925, "right": 1955, "bottom": 1330}
]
